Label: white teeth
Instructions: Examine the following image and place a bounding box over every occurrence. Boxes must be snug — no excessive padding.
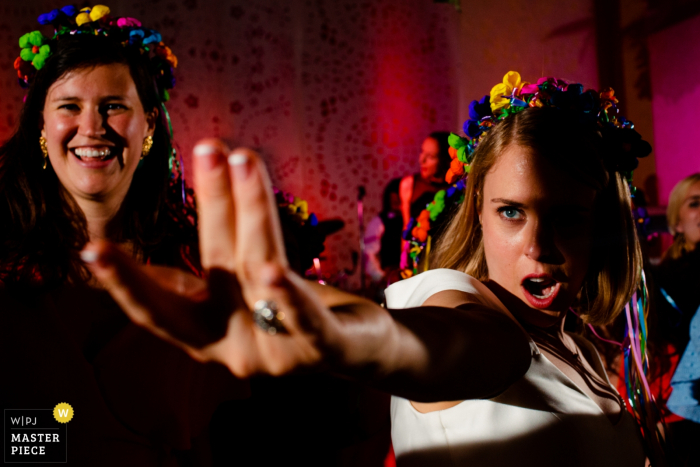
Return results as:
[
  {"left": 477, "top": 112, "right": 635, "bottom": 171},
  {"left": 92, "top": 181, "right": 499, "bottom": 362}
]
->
[
  {"left": 532, "top": 288, "right": 556, "bottom": 299},
  {"left": 74, "top": 147, "right": 111, "bottom": 158},
  {"left": 525, "top": 278, "right": 558, "bottom": 300}
]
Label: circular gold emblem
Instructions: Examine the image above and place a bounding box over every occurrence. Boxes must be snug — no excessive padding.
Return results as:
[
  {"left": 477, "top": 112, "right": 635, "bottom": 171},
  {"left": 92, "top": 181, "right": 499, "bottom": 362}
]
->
[{"left": 53, "top": 403, "right": 73, "bottom": 423}]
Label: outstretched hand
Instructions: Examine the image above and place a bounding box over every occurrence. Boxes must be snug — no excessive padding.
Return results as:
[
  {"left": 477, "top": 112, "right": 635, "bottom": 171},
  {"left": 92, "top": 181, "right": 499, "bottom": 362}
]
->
[
  {"left": 83, "top": 140, "right": 531, "bottom": 400},
  {"left": 82, "top": 140, "right": 343, "bottom": 376}
]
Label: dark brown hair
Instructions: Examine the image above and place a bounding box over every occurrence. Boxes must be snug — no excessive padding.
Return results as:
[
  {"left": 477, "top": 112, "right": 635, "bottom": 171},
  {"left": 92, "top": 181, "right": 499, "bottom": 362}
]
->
[{"left": 0, "top": 34, "right": 198, "bottom": 293}]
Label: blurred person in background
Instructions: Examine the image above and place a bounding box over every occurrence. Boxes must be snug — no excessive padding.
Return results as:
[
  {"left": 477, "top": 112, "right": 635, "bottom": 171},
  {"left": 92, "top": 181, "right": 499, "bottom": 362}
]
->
[
  {"left": 365, "top": 178, "right": 403, "bottom": 298},
  {"left": 399, "top": 132, "right": 451, "bottom": 229}
]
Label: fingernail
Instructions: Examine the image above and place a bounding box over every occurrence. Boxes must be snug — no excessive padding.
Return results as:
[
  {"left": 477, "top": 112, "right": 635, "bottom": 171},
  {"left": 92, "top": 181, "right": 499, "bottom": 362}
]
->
[
  {"left": 80, "top": 250, "right": 98, "bottom": 263},
  {"left": 193, "top": 144, "right": 216, "bottom": 157},
  {"left": 228, "top": 152, "right": 250, "bottom": 180},
  {"left": 194, "top": 144, "right": 221, "bottom": 170}
]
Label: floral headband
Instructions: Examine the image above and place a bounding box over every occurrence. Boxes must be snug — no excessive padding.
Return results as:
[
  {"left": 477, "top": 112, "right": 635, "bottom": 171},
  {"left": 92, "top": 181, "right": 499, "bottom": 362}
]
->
[
  {"left": 445, "top": 71, "right": 651, "bottom": 184},
  {"left": 401, "top": 71, "right": 652, "bottom": 278},
  {"left": 274, "top": 188, "right": 318, "bottom": 227},
  {"left": 14, "top": 4, "right": 177, "bottom": 102}
]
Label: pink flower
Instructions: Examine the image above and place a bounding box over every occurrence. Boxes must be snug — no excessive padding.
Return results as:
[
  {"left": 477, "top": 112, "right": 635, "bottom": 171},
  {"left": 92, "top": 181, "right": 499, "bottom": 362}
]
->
[{"left": 117, "top": 17, "right": 142, "bottom": 27}]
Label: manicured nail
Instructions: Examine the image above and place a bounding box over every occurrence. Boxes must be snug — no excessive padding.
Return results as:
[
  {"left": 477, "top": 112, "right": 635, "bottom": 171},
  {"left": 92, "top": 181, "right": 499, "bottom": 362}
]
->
[
  {"left": 194, "top": 144, "right": 221, "bottom": 171},
  {"left": 80, "top": 250, "right": 98, "bottom": 263},
  {"left": 228, "top": 152, "right": 250, "bottom": 180},
  {"left": 193, "top": 144, "right": 216, "bottom": 157}
]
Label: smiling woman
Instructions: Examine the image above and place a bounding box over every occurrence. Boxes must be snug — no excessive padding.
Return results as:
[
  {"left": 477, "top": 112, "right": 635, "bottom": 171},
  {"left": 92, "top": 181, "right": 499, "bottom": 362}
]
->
[
  {"left": 1, "top": 32, "right": 184, "bottom": 287},
  {"left": 41, "top": 63, "right": 157, "bottom": 211},
  {"left": 0, "top": 7, "right": 244, "bottom": 465}
]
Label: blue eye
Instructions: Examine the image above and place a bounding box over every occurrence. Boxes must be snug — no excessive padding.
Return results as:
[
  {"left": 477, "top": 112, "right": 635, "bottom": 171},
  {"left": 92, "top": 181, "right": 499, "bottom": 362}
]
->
[{"left": 499, "top": 207, "right": 522, "bottom": 220}]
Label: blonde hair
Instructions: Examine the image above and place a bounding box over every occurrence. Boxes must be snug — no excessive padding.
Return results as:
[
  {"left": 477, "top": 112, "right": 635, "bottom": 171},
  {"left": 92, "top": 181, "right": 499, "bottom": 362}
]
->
[
  {"left": 431, "top": 108, "right": 642, "bottom": 326},
  {"left": 664, "top": 172, "right": 700, "bottom": 261}
]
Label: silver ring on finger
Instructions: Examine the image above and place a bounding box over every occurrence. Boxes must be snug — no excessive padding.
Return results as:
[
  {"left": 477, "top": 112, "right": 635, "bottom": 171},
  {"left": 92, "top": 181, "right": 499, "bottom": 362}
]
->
[{"left": 252, "top": 300, "right": 286, "bottom": 335}]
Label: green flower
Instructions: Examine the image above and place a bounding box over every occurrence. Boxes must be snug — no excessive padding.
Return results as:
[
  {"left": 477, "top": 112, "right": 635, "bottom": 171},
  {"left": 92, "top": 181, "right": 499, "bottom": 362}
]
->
[{"left": 19, "top": 31, "right": 51, "bottom": 70}]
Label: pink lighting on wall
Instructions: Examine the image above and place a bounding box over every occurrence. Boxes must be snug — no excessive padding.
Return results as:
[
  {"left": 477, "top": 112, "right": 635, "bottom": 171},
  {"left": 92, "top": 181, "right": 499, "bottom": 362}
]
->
[{"left": 649, "top": 14, "right": 700, "bottom": 206}]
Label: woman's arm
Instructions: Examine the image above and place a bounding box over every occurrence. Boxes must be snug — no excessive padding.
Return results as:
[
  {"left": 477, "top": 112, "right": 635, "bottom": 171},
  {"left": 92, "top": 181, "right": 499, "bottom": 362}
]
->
[
  {"left": 309, "top": 283, "right": 530, "bottom": 401},
  {"left": 85, "top": 142, "right": 530, "bottom": 402},
  {"left": 399, "top": 175, "right": 413, "bottom": 229}
]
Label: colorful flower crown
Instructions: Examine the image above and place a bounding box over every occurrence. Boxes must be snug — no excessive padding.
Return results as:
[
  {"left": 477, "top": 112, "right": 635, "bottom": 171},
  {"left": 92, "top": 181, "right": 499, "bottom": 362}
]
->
[
  {"left": 274, "top": 188, "right": 318, "bottom": 227},
  {"left": 400, "top": 71, "right": 652, "bottom": 278},
  {"left": 14, "top": 4, "right": 177, "bottom": 102}
]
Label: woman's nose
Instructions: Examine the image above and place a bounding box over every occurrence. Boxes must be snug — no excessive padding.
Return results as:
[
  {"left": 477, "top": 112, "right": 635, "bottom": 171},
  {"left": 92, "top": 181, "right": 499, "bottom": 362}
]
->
[
  {"left": 525, "top": 220, "right": 565, "bottom": 265},
  {"left": 78, "top": 108, "right": 106, "bottom": 137}
]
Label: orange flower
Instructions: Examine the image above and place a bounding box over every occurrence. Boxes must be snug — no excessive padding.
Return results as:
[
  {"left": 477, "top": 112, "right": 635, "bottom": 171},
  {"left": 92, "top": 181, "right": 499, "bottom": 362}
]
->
[
  {"left": 412, "top": 227, "right": 428, "bottom": 242},
  {"left": 155, "top": 42, "right": 178, "bottom": 68},
  {"left": 450, "top": 158, "right": 464, "bottom": 175}
]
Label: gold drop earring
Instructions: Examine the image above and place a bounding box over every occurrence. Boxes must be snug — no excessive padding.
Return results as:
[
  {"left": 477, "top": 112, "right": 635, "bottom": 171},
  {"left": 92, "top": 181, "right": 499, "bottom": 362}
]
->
[
  {"left": 39, "top": 136, "right": 48, "bottom": 170},
  {"left": 141, "top": 136, "right": 153, "bottom": 160}
]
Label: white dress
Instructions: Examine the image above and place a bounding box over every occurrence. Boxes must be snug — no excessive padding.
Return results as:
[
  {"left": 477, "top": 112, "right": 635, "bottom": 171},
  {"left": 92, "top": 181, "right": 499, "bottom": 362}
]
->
[{"left": 385, "top": 269, "right": 645, "bottom": 467}]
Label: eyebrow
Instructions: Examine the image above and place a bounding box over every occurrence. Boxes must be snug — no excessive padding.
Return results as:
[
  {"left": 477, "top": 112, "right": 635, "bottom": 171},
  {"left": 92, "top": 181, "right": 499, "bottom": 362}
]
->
[
  {"left": 685, "top": 195, "right": 700, "bottom": 202},
  {"left": 490, "top": 198, "right": 526, "bottom": 208},
  {"left": 490, "top": 197, "right": 591, "bottom": 211},
  {"left": 50, "top": 95, "right": 127, "bottom": 102}
]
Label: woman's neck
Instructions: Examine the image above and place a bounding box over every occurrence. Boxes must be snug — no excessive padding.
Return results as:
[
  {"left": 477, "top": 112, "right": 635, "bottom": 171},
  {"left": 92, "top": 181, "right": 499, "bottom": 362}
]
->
[{"left": 75, "top": 196, "right": 125, "bottom": 243}]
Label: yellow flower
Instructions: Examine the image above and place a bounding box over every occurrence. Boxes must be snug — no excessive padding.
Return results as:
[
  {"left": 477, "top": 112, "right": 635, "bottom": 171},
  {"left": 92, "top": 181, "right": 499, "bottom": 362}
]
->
[
  {"left": 503, "top": 71, "right": 521, "bottom": 89},
  {"left": 489, "top": 71, "right": 522, "bottom": 113},
  {"left": 288, "top": 197, "right": 309, "bottom": 221},
  {"left": 76, "top": 5, "right": 110, "bottom": 26}
]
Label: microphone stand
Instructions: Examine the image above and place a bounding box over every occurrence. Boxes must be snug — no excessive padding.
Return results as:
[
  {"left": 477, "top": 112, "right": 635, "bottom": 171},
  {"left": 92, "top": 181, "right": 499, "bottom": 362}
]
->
[{"left": 357, "top": 186, "right": 366, "bottom": 296}]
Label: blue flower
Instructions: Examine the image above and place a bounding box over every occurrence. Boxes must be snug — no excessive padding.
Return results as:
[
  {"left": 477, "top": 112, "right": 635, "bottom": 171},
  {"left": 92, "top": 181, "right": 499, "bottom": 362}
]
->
[
  {"left": 463, "top": 120, "right": 482, "bottom": 138},
  {"left": 142, "top": 29, "right": 162, "bottom": 45},
  {"left": 37, "top": 6, "right": 77, "bottom": 25},
  {"left": 463, "top": 95, "right": 492, "bottom": 138},
  {"left": 468, "top": 95, "right": 491, "bottom": 120},
  {"left": 128, "top": 28, "right": 161, "bottom": 46},
  {"left": 403, "top": 218, "right": 416, "bottom": 240}
]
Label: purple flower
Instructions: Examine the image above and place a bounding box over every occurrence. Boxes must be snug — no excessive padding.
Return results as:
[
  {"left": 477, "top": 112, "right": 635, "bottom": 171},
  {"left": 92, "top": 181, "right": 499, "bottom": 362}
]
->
[
  {"left": 402, "top": 219, "right": 416, "bottom": 240},
  {"left": 463, "top": 119, "right": 482, "bottom": 138},
  {"left": 38, "top": 6, "right": 77, "bottom": 25},
  {"left": 38, "top": 9, "right": 60, "bottom": 25},
  {"left": 158, "top": 65, "right": 176, "bottom": 89},
  {"left": 464, "top": 95, "right": 491, "bottom": 138},
  {"left": 468, "top": 95, "right": 491, "bottom": 120}
]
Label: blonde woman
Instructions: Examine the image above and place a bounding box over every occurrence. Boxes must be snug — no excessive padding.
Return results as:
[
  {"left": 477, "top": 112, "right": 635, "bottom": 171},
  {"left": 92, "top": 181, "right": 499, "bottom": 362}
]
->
[
  {"left": 664, "top": 173, "right": 700, "bottom": 260},
  {"left": 655, "top": 173, "right": 700, "bottom": 351},
  {"left": 84, "top": 76, "right": 654, "bottom": 466},
  {"left": 652, "top": 173, "right": 700, "bottom": 466}
]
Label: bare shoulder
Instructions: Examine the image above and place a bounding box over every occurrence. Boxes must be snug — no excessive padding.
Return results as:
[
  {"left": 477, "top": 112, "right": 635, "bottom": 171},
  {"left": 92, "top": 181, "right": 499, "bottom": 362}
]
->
[
  {"left": 422, "top": 289, "right": 480, "bottom": 308},
  {"left": 399, "top": 175, "right": 413, "bottom": 199}
]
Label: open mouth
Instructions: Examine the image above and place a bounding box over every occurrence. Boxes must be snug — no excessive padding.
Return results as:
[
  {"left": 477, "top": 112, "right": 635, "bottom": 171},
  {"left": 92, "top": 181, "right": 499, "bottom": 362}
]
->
[
  {"left": 523, "top": 277, "right": 558, "bottom": 299},
  {"left": 521, "top": 275, "right": 561, "bottom": 308},
  {"left": 72, "top": 147, "right": 117, "bottom": 162}
]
